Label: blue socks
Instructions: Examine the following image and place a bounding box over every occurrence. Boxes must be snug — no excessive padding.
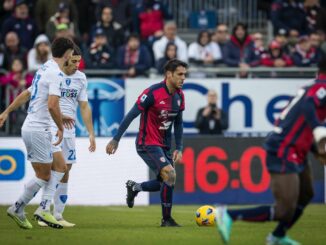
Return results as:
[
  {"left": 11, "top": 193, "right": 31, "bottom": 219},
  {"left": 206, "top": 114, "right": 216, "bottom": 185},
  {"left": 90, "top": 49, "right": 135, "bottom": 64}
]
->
[
  {"left": 140, "top": 179, "right": 161, "bottom": 192},
  {"left": 228, "top": 205, "right": 274, "bottom": 222},
  {"left": 160, "top": 182, "right": 174, "bottom": 220}
]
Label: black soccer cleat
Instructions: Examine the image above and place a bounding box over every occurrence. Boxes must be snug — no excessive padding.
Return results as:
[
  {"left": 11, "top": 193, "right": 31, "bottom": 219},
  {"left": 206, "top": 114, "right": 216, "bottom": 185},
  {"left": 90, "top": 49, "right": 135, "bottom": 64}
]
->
[
  {"left": 126, "top": 180, "right": 139, "bottom": 208},
  {"left": 161, "top": 217, "right": 181, "bottom": 227}
]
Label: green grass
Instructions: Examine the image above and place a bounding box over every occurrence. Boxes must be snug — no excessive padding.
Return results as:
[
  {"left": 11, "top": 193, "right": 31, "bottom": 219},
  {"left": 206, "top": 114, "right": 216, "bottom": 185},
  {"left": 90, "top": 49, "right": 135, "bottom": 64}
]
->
[{"left": 1, "top": 205, "right": 326, "bottom": 245}]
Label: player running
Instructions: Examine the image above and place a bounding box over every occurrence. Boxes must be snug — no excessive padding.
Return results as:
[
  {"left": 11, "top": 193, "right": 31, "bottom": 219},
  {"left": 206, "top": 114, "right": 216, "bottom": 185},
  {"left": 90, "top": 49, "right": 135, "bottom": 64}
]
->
[
  {"left": 106, "top": 59, "right": 187, "bottom": 227},
  {"left": 0, "top": 37, "right": 74, "bottom": 229},
  {"left": 215, "top": 56, "right": 326, "bottom": 245}
]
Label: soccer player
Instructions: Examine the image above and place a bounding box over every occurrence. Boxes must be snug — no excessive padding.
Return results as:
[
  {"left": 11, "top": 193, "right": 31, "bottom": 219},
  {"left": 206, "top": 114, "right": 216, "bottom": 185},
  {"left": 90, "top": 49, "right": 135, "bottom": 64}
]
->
[
  {"left": 106, "top": 59, "right": 187, "bottom": 227},
  {"left": 39, "top": 45, "right": 96, "bottom": 227},
  {"left": 0, "top": 46, "right": 95, "bottom": 228},
  {"left": 0, "top": 37, "right": 74, "bottom": 229},
  {"left": 215, "top": 57, "right": 326, "bottom": 245}
]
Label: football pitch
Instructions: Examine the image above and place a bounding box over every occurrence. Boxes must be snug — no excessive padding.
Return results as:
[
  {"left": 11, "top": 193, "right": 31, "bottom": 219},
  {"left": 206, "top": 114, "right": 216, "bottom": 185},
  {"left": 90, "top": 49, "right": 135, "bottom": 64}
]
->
[{"left": 1, "top": 205, "right": 326, "bottom": 245}]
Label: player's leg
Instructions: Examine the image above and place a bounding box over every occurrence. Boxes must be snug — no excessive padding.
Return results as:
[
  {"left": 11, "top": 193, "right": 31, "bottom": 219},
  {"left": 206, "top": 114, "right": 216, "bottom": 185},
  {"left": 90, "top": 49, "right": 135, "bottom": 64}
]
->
[
  {"left": 266, "top": 173, "right": 300, "bottom": 245},
  {"left": 7, "top": 131, "right": 52, "bottom": 229},
  {"left": 125, "top": 147, "right": 163, "bottom": 208},
  {"left": 34, "top": 133, "right": 66, "bottom": 229},
  {"left": 34, "top": 150, "right": 66, "bottom": 228},
  {"left": 159, "top": 163, "right": 180, "bottom": 227},
  {"left": 270, "top": 164, "right": 313, "bottom": 242},
  {"left": 53, "top": 164, "right": 75, "bottom": 227}
]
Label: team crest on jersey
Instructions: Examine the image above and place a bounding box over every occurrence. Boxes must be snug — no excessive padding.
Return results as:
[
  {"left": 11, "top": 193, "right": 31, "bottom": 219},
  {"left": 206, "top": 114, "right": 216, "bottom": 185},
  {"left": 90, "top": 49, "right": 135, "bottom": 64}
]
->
[
  {"left": 140, "top": 94, "right": 147, "bottom": 102},
  {"left": 316, "top": 87, "right": 326, "bottom": 99},
  {"left": 65, "top": 78, "right": 71, "bottom": 86},
  {"left": 160, "top": 157, "right": 166, "bottom": 162}
]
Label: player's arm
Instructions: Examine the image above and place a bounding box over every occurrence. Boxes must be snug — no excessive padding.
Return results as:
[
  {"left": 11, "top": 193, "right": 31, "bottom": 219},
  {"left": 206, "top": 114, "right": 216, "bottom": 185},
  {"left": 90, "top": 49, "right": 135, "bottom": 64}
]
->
[
  {"left": 0, "top": 90, "right": 31, "bottom": 127},
  {"left": 106, "top": 88, "right": 154, "bottom": 155},
  {"left": 79, "top": 100, "right": 96, "bottom": 152},
  {"left": 48, "top": 75, "right": 64, "bottom": 145},
  {"left": 302, "top": 87, "right": 326, "bottom": 154},
  {"left": 106, "top": 104, "right": 141, "bottom": 155},
  {"left": 173, "top": 111, "right": 183, "bottom": 163}
]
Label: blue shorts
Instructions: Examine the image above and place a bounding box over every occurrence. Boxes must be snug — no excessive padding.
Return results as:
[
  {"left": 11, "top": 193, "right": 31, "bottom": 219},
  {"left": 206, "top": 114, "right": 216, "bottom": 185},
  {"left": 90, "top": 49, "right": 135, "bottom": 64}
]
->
[
  {"left": 266, "top": 152, "right": 307, "bottom": 174},
  {"left": 136, "top": 145, "right": 172, "bottom": 176}
]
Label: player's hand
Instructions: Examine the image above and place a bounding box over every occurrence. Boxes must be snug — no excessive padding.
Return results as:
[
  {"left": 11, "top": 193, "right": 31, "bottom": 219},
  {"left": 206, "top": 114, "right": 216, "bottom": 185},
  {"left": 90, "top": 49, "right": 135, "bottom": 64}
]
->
[
  {"left": 172, "top": 150, "right": 182, "bottom": 164},
  {"left": 89, "top": 134, "right": 96, "bottom": 152},
  {"left": 62, "top": 115, "right": 75, "bottom": 129},
  {"left": 106, "top": 139, "right": 119, "bottom": 155},
  {"left": 0, "top": 112, "right": 8, "bottom": 128},
  {"left": 53, "top": 129, "right": 63, "bottom": 146}
]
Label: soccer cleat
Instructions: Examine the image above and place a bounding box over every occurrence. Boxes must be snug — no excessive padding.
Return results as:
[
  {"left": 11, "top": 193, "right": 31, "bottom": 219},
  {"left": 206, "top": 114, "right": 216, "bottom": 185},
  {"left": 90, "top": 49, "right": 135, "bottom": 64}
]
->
[
  {"left": 126, "top": 180, "right": 139, "bottom": 208},
  {"left": 7, "top": 206, "right": 33, "bottom": 229},
  {"left": 266, "top": 233, "right": 301, "bottom": 245},
  {"left": 160, "top": 217, "right": 181, "bottom": 227},
  {"left": 34, "top": 209, "right": 63, "bottom": 229},
  {"left": 57, "top": 219, "right": 76, "bottom": 227},
  {"left": 215, "top": 206, "right": 232, "bottom": 244},
  {"left": 37, "top": 220, "right": 48, "bottom": 227}
]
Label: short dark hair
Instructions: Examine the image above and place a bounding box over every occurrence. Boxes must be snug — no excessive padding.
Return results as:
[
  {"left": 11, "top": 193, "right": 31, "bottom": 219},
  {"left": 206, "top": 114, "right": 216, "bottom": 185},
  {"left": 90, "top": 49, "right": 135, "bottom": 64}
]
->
[
  {"left": 72, "top": 44, "right": 82, "bottom": 56},
  {"left": 164, "top": 59, "right": 188, "bottom": 74},
  {"left": 51, "top": 37, "right": 74, "bottom": 58}
]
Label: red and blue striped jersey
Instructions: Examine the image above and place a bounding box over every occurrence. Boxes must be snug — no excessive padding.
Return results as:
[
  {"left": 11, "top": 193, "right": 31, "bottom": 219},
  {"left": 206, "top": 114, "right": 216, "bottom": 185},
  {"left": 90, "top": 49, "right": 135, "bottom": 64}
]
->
[
  {"left": 264, "top": 74, "right": 326, "bottom": 164},
  {"left": 136, "top": 80, "right": 185, "bottom": 149}
]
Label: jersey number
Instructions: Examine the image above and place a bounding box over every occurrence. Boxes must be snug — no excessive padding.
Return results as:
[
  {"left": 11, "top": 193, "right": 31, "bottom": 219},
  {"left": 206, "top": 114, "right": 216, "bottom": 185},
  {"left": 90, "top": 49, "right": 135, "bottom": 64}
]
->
[
  {"left": 30, "top": 74, "right": 41, "bottom": 101},
  {"left": 68, "top": 150, "right": 76, "bottom": 161}
]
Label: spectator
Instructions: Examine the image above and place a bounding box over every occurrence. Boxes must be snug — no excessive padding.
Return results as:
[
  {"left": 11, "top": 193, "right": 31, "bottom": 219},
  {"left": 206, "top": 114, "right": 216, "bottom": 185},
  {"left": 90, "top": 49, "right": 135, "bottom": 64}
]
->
[
  {"left": 156, "top": 42, "right": 177, "bottom": 74},
  {"left": 246, "top": 32, "right": 267, "bottom": 67},
  {"left": 309, "top": 31, "right": 322, "bottom": 48},
  {"left": 84, "top": 27, "right": 115, "bottom": 69},
  {"left": 3, "top": 31, "right": 27, "bottom": 70},
  {"left": 261, "top": 40, "right": 293, "bottom": 67},
  {"left": 212, "top": 24, "right": 229, "bottom": 51},
  {"left": 304, "top": 0, "right": 322, "bottom": 33},
  {"left": 133, "top": 0, "right": 172, "bottom": 42},
  {"left": 45, "top": 2, "right": 80, "bottom": 42},
  {"left": 0, "top": 0, "right": 15, "bottom": 28},
  {"left": 153, "top": 21, "right": 188, "bottom": 62},
  {"left": 188, "top": 30, "right": 222, "bottom": 66},
  {"left": 35, "top": 0, "right": 78, "bottom": 33},
  {"left": 195, "top": 90, "right": 228, "bottom": 135},
  {"left": 1, "top": 0, "right": 38, "bottom": 49},
  {"left": 96, "top": 0, "right": 132, "bottom": 32},
  {"left": 116, "top": 33, "right": 152, "bottom": 77},
  {"left": 0, "top": 57, "right": 32, "bottom": 103},
  {"left": 275, "top": 29, "right": 292, "bottom": 55},
  {"left": 271, "top": 0, "right": 308, "bottom": 35},
  {"left": 291, "top": 35, "right": 320, "bottom": 66},
  {"left": 223, "top": 22, "right": 254, "bottom": 77},
  {"left": 90, "top": 6, "right": 124, "bottom": 49},
  {"left": 27, "top": 34, "right": 52, "bottom": 72}
]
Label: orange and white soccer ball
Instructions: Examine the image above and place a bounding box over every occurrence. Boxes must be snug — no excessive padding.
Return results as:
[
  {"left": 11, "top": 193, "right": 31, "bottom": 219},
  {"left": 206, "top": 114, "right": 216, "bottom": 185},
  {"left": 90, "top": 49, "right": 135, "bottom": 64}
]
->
[{"left": 195, "top": 205, "right": 216, "bottom": 226}]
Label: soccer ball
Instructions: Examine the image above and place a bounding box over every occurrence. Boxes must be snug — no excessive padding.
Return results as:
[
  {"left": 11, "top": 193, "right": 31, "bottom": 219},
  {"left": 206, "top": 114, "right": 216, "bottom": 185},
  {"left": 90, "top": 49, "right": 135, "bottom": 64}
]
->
[{"left": 195, "top": 205, "right": 216, "bottom": 226}]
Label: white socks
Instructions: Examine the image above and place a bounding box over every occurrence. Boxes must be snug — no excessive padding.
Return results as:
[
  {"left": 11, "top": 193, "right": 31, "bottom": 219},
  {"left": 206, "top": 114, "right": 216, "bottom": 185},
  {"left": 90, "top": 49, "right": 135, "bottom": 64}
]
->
[
  {"left": 39, "top": 171, "right": 65, "bottom": 211},
  {"left": 53, "top": 183, "right": 68, "bottom": 219},
  {"left": 14, "top": 177, "right": 47, "bottom": 213}
]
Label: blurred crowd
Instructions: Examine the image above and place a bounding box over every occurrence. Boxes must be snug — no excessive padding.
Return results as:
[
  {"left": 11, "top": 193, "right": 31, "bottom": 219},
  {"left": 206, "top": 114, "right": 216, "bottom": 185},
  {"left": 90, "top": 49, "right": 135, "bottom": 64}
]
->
[{"left": 0, "top": 0, "right": 326, "bottom": 134}]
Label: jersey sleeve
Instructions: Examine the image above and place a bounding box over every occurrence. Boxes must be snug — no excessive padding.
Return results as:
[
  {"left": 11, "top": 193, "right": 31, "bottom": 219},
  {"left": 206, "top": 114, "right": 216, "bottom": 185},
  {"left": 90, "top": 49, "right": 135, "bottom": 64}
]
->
[
  {"left": 48, "top": 71, "right": 62, "bottom": 97},
  {"left": 306, "top": 84, "right": 326, "bottom": 107},
  {"left": 78, "top": 76, "right": 88, "bottom": 102},
  {"left": 136, "top": 88, "right": 154, "bottom": 111},
  {"left": 27, "top": 85, "right": 33, "bottom": 93}
]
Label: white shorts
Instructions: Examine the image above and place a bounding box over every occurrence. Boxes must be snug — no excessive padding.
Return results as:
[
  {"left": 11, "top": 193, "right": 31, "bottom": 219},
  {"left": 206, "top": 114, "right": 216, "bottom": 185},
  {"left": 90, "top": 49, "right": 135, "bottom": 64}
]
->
[
  {"left": 22, "top": 130, "right": 53, "bottom": 164},
  {"left": 51, "top": 135, "right": 76, "bottom": 164}
]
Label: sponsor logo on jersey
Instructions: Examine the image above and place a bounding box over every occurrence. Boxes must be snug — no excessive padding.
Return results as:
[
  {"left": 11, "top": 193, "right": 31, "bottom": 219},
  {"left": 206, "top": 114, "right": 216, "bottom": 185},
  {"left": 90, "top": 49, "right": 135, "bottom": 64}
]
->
[
  {"left": 61, "top": 88, "right": 78, "bottom": 98},
  {"left": 0, "top": 150, "right": 25, "bottom": 181}
]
